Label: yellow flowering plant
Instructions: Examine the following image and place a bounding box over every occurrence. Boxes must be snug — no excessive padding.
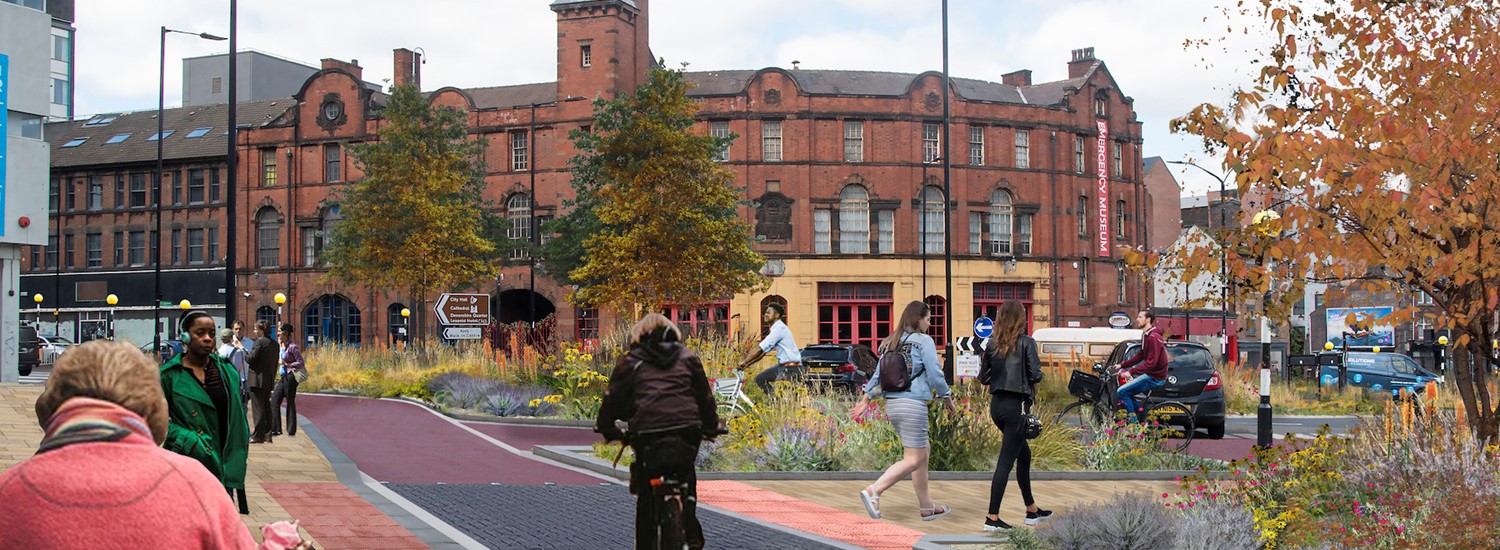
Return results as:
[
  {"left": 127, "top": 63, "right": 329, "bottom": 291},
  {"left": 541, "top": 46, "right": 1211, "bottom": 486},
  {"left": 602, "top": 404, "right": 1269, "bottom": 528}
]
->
[{"left": 541, "top": 342, "right": 609, "bottom": 419}]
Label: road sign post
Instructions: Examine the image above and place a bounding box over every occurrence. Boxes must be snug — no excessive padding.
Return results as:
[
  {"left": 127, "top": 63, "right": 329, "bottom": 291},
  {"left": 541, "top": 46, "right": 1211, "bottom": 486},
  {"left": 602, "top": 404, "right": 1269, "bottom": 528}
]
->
[
  {"left": 953, "top": 336, "right": 990, "bottom": 379},
  {"left": 442, "top": 327, "right": 482, "bottom": 340},
  {"left": 973, "top": 316, "right": 993, "bottom": 339}
]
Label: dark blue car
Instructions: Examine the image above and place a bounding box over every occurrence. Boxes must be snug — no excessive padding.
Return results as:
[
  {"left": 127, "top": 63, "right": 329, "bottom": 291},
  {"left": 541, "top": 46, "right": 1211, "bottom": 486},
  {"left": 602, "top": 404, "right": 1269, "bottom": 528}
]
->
[
  {"left": 1319, "top": 351, "right": 1443, "bottom": 391},
  {"left": 140, "top": 340, "right": 185, "bottom": 363}
]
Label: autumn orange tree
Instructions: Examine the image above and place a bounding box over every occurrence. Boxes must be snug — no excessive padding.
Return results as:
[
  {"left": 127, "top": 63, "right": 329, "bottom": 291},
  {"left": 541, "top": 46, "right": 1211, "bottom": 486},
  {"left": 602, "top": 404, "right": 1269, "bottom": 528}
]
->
[
  {"left": 324, "top": 84, "right": 500, "bottom": 345},
  {"left": 543, "top": 66, "right": 766, "bottom": 315},
  {"left": 1169, "top": 0, "right": 1500, "bottom": 439}
]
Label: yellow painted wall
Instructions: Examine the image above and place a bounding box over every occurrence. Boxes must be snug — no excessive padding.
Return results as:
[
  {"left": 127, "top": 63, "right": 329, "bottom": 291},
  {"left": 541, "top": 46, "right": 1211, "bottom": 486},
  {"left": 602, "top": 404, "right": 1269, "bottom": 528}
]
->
[{"left": 732, "top": 257, "right": 1052, "bottom": 347}]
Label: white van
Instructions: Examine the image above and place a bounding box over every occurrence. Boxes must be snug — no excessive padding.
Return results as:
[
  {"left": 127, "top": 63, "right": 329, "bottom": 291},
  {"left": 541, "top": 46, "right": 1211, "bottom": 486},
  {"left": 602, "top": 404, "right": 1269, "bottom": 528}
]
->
[{"left": 1033, "top": 327, "right": 1143, "bottom": 368}]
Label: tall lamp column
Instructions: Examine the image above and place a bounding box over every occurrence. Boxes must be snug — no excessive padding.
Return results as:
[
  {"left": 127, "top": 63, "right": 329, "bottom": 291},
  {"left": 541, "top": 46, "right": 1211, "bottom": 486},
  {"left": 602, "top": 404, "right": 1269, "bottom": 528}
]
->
[
  {"left": 32, "top": 294, "right": 43, "bottom": 329},
  {"left": 155, "top": 26, "right": 226, "bottom": 357},
  {"left": 1252, "top": 209, "right": 1280, "bottom": 450},
  {"left": 106, "top": 294, "right": 119, "bottom": 340},
  {"left": 401, "top": 308, "right": 411, "bottom": 349}
]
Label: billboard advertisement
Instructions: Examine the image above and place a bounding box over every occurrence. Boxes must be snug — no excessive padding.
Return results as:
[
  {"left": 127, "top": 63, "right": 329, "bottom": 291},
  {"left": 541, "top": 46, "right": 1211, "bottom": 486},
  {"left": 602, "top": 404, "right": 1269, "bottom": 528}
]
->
[{"left": 1326, "top": 306, "right": 1395, "bottom": 347}]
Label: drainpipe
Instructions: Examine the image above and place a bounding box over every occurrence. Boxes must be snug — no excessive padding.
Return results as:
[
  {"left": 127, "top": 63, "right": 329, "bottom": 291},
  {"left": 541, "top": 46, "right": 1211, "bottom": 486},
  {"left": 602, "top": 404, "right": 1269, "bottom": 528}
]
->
[{"left": 1049, "top": 131, "right": 1059, "bottom": 328}]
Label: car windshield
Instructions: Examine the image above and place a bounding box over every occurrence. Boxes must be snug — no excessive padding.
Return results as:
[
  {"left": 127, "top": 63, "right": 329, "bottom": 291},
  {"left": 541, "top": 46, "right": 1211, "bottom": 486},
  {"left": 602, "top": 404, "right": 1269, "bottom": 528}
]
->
[{"left": 801, "top": 347, "right": 850, "bottom": 362}]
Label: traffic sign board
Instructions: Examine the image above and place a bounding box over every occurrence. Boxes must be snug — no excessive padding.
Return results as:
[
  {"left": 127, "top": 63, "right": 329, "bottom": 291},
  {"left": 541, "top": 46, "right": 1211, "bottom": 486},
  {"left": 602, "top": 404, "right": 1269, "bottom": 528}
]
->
[
  {"left": 973, "top": 316, "right": 994, "bottom": 338},
  {"left": 443, "top": 327, "right": 482, "bottom": 340},
  {"left": 435, "top": 293, "right": 490, "bottom": 325}
]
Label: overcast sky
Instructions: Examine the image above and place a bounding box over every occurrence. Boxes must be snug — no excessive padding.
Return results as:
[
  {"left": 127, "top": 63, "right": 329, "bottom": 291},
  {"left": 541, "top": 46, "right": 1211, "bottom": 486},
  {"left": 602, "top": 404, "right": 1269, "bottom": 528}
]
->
[{"left": 73, "top": 0, "right": 1270, "bottom": 196}]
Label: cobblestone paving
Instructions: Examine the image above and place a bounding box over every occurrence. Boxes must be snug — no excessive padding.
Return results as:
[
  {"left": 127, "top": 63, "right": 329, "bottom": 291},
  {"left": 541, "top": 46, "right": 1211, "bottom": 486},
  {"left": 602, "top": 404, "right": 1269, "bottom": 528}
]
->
[{"left": 387, "top": 483, "right": 841, "bottom": 550}]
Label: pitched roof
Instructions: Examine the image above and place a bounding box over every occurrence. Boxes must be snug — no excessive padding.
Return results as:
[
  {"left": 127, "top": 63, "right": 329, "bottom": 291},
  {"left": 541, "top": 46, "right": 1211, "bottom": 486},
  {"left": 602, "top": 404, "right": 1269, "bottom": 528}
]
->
[
  {"left": 47, "top": 99, "right": 294, "bottom": 168},
  {"left": 1143, "top": 156, "right": 1161, "bottom": 173},
  {"left": 459, "top": 83, "right": 557, "bottom": 110},
  {"left": 680, "top": 69, "right": 1077, "bottom": 106}
]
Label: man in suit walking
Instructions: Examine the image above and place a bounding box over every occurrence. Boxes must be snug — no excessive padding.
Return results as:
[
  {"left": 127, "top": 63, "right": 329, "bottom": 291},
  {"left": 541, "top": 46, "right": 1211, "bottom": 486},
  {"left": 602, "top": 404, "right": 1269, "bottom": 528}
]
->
[{"left": 247, "top": 320, "right": 281, "bottom": 444}]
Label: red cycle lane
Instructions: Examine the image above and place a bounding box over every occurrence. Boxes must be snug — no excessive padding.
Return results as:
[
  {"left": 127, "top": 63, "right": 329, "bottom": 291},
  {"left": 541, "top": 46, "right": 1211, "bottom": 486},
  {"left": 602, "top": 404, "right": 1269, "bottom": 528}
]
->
[{"left": 297, "top": 395, "right": 603, "bottom": 486}]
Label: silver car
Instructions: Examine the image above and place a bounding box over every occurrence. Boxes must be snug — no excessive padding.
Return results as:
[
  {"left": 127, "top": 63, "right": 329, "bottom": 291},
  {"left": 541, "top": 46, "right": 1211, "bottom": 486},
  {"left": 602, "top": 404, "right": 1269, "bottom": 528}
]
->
[{"left": 38, "top": 335, "right": 74, "bottom": 365}]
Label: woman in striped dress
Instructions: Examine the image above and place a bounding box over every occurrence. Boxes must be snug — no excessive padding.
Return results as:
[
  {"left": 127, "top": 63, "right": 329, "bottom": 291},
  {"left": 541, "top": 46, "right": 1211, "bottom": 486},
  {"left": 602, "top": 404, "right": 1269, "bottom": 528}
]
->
[{"left": 850, "top": 300, "right": 957, "bottom": 521}]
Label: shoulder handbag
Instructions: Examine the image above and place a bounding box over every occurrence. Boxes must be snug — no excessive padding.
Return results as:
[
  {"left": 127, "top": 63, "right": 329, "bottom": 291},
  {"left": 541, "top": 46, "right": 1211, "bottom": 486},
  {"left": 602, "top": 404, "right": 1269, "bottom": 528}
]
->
[
  {"left": 1021, "top": 340, "right": 1043, "bottom": 439},
  {"left": 293, "top": 366, "right": 309, "bottom": 384}
]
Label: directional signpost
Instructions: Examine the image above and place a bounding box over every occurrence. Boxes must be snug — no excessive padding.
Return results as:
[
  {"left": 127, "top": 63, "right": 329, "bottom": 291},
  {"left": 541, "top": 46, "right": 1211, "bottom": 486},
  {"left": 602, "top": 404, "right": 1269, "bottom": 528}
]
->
[
  {"left": 973, "top": 316, "right": 994, "bottom": 339},
  {"left": 436, "top": 293, "right": 490, "bottom": 326}
]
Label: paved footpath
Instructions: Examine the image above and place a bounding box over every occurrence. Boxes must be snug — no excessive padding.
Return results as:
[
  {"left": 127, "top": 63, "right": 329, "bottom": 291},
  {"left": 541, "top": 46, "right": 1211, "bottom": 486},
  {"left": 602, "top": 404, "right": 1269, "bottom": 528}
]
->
[{"left": 298, "top": 394, "right": 852, "bottom": 549}]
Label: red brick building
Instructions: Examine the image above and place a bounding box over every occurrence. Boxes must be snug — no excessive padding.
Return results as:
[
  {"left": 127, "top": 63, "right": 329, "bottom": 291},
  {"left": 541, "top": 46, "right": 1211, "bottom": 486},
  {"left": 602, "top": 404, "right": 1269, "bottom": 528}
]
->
[{"left": 33, "top": 0, "right": 1155, "bottom": 350}]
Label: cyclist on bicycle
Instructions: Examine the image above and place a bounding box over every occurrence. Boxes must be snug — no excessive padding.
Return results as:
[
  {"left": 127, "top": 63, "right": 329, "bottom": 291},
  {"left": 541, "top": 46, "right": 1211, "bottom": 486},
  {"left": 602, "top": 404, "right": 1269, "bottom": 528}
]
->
[
  {"left": 1116, "top": 311, "right": 1168, "bottom": 423},
  {"left": 596, "top": 313, "right": 722, "bottom": 550}
]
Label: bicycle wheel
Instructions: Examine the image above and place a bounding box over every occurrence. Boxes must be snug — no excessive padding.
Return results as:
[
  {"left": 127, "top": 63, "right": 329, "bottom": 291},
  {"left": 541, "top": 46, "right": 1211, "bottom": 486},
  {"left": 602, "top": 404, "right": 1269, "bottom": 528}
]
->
[
  {"left": 1146, "top": 401, "right": 1195, "bottom": 453},
  {"left": 1056, "top": 400, "right": 1110, "bottom": 431},
  {"left": 657, "top": 495, "right": 686, "bottom": 550}
]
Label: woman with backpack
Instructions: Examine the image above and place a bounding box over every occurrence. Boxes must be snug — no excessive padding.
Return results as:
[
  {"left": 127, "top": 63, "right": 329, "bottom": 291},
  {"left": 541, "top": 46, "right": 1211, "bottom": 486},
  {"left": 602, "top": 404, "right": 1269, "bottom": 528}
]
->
[
  {"left": 977, "top": 300, "right": 1052, "bottom": 532},
  {"left": 850, "top": 300, "right": 957, "bottom": 521}
]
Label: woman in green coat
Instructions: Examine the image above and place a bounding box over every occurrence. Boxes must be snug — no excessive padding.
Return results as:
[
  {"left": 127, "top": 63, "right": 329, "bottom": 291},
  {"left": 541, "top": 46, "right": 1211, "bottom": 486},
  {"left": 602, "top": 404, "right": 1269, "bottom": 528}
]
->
[{"left": 160, "top": 310, "right": 251, "bottom": 514}]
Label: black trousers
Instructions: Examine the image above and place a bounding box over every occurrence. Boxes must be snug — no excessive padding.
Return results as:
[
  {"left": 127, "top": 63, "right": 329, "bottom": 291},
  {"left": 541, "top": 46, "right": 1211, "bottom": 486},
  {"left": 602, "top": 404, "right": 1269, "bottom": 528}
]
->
[
  {"left": 754, "top": 362, "right": 803, "bottom": 394},
  {"left": 630, "top": 431, "right": 705, "bottom": 550},
  {"left": 271, "top": 375, "right": 299, "bottom": 435},
  {"left": 988, "top": 391, "right": 1036, "bottom": 515},
  {"left": 249, "top": 386, "right": 273, "bottom": 440}
]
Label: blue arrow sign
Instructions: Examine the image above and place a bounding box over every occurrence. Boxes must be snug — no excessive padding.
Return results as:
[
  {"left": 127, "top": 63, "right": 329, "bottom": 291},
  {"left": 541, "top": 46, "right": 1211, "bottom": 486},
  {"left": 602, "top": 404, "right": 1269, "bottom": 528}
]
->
[{"left": 973, "top": 316, "right": 994, "bottom": 339}]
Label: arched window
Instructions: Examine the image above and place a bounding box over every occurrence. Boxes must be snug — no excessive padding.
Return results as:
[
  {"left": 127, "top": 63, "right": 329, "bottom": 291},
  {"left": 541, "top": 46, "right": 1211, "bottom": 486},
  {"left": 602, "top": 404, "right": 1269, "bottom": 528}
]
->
[
  {"left": 388, "top": 303, "right": 409, "bottom": 345},
  {"left": 760, "top": 295, "right": 788, "bottom": 338},
  {"left": 303, "top": 294, "right": 362, "bottom": 347},
  {"left": 255, "top": 207, "right": 281, "bottom": 268},
  {"left": 838, "top": 185, "right": 869, "bottom": 254},
  {"left": 507, "top": 193, "right": 532, "bottom": 260},
  {"left": 256, "top": 306, "right": 277, "bottom": 328},
  {"left": 924, "top": 295, "right": 947, "bottom": 349},
  {"left": 989, "top": 189, "right": 1013, "bottom": 255},
  {"left": 921, "top": 186, "right": 945, "bottom": 254}
]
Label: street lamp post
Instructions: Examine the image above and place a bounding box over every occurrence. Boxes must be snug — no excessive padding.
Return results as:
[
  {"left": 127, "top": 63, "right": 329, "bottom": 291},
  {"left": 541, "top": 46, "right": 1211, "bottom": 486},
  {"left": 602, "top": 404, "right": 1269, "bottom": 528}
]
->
[
  {"left": 1437, "top": 335, "right": 1449, "bottom": 374},
  {"left": 1169, "top": 160, "right": 1232, "bottom": 361},
  {"left": 401, "top": 307, "right": 411, "bottom": 348},
  {"left": 526, "top": 96, "right": 586, "bottom": 335},
  {"left": 274, "top": 292, "right": 287, "bottom": 330},
  {"left": 106, "top": 294, "right": 118, "bottom": 340},
  {"left": 1252, "top": 208, "right": 1281, "bottom": 450},
  {"left": 32, "top": 294, "right": 43, "bottom": 328},
  {"left": 919, "top": 156, "right": 940, "bottom": 298},
  {"left": 156, "top": 26, "right": 227, "bottom": 357}
]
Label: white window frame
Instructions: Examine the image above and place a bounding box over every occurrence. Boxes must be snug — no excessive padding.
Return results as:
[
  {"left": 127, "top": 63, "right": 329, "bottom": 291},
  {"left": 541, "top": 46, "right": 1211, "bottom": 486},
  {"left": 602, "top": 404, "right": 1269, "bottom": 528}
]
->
[
  {"left": 1075, "top": 135, "right": 1086, "bottom": 174},
  {"left": 990, "top": 189, "right": 1013, "bottom": 255},
  {"left": 1017, "top": 214, "right": 1033, "bottom": 256},
  {"left": 813, "top": 209, "right": 831, "bottom": 254},
  {"left": 922, "top": 123, "right": 940, "bottom": 163},
  {"left": 843, "top": 120, "right": 864, "bottom": 163},
  {"left": 762, "top": 120, "right": 782, "bottom": 162},
  {"left": 877, "top": 210, "right": 894, "bottom": 254},
  {"left": 710, "top": 121, "right": 731, "bottom": 162},
  {"left": 838, "top": 186, "right": 870, "bottom": 254},
  {"left": 921, "top": 186, "right": 945, "bottom": 254},
  {"left": 507, "top": 194, "right": 533, "bottom": 260},
  {"left": 511, "top": 131, "right": 529, "bottom": 171},
  {"left": 1014, "top": 129, "right": 1030, "bottom": 169},
  {"left": 1113, "top": 141, "right": 1124, "bottom": 178},
  {"left": 969, "top": 126, "right": 984, "bottom": 165}
]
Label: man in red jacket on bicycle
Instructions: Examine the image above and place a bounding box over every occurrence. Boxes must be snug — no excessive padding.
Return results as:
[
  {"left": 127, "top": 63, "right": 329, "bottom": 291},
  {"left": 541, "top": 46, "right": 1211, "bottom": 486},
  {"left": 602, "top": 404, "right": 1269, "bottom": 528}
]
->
[{"left": 1116, "top": 311, "right": 1169, "bottom": 423}]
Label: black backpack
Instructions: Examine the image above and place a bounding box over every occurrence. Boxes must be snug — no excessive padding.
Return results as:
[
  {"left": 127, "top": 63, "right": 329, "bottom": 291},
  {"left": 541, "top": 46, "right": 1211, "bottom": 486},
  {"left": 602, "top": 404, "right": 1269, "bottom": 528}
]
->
[{"left": 877, "top": 333, "right": 924, "bottom": 393}]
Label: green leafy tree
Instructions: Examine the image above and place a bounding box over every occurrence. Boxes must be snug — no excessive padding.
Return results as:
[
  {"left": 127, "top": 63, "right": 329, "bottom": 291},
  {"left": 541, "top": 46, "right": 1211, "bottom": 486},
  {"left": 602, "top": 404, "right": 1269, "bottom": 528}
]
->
[
  {"left": 544, "top": 66, "right": 766, "bottom": 314},
  {"left": 324, "top": 84, "right": 500, "bottom": 344},
  {"left": 1168, "top": 0, "right": 1500, "bottom": 439}
]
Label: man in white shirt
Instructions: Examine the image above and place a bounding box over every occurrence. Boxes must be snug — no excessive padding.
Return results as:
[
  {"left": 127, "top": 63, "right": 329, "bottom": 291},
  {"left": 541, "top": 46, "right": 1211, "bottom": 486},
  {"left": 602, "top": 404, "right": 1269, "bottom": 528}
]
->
[{"left": 736, "top": 303, "right": 802, "bottom": 394}]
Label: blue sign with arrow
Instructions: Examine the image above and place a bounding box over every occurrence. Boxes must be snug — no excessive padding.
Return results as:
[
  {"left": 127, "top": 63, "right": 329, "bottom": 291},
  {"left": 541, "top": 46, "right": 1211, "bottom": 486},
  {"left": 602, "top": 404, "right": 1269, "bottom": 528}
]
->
[{"left": 973, "top": 316, "right": 994, "bottom": 338}]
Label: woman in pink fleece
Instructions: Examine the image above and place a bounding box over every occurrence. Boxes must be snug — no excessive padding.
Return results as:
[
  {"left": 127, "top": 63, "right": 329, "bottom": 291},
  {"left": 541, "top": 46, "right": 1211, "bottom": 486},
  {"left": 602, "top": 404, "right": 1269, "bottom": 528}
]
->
[{"left": 0, "top": 340, "right": 308, "bottom": 549}]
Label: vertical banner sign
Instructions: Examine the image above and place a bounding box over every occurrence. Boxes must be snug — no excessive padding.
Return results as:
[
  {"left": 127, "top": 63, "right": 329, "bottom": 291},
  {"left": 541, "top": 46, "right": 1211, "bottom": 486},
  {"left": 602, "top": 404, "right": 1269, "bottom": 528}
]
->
[
  {"left": 0, "top": 53, "right": 8, "bottom": 237},
  {"left": 1095, "top": 120, "right": 1109, "bottom": 256}
]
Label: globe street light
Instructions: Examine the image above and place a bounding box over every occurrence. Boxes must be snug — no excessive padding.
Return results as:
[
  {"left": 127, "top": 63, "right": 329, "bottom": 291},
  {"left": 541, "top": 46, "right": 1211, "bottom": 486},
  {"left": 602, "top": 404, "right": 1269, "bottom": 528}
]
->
[
  {"left": 401, "top": 307, "right": 411, "bottom": 346},
  {"left": 1170, "top": 160, "right": 1235, "bottom": 361},
  {"left": 274, "top": 292, "right": 287, "bottom": 330},
  {"left": 32, "top": 293, "right": 43, "bottom": 328},
  {"left": 1253, "top": 208, "right": 1282, "bottom": 450},
  {"left": 156, "top": 26, "right": 227, "bottom": 357},
  {"left": 106, "top": 294, "right": 119, "bottom": 340},
  {"left": 179, "top": 299, "right": 192, "bottom": 310}
]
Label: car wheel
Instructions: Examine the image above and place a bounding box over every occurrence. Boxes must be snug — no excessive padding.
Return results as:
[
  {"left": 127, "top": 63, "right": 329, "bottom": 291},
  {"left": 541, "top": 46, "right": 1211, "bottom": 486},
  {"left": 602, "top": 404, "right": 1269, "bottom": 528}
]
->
[
  {"left": 1206, "top": 422, "right": 1225, "bottom": 440},
  {"left": 20, "top": 365, "right": 33, "bottom": 377}
]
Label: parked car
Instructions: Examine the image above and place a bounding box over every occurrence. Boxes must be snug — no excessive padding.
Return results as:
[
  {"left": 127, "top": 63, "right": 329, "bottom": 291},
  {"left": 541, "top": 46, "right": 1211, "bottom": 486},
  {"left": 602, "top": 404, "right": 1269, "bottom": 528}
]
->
[
  {"left": 1102, "top": 340, "right": 1227, "bottom": 439},
  {"left": 1318, "top": 351, "right": 1442, "bottom": 392},
  {"left": 38, "top": 335, "right": 74, "bottom": 365},
  {"left": 18, "top": 324, "right": 40, "bottom": 377},
  {"left": 140, "top": 340, "right": 185, "bottom": 364},
  {"left": 797, "top": 343, "right": 878, "bottom": 392}
]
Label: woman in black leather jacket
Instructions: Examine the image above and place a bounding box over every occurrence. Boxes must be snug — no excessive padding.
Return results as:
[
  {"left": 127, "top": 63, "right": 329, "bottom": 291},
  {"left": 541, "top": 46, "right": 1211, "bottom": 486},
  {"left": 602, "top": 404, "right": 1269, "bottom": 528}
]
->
[{"left": 977, "top": 301, "right": 1051, "bottom": 532}]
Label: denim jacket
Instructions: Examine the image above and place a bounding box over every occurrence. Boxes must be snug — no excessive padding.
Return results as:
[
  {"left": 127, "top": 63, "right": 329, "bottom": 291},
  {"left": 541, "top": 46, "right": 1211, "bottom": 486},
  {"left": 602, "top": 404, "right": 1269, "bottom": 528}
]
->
[{"left": 862, "top": 332, "right": 952, "bottom": 402}]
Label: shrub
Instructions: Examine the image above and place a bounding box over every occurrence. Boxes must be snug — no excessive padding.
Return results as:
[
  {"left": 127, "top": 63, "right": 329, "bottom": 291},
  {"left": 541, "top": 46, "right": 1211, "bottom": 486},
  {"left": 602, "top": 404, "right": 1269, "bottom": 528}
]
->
[
  {"left": 1176, "top": 497, "right": 1260, "bottom": 550},
  {"left": 1031, "top": 492, "right": 1178, "bottom": 550}
]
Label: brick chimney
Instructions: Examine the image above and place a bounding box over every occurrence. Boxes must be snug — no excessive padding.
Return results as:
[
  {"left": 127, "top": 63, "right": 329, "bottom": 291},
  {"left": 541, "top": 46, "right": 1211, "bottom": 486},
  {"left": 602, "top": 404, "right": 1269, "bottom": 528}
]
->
[
  {"left": 393, "top": 48, "right": 421, "bottom": 89},
  {"left": 1067, "top": 47, "right": 1096, "bottom": 79},
  {"left": 1002, "top": 69, "right": 1032, "bottom": 87},
  {"left": 321, "top": 58, "right": 363, "bottom": 81}
]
